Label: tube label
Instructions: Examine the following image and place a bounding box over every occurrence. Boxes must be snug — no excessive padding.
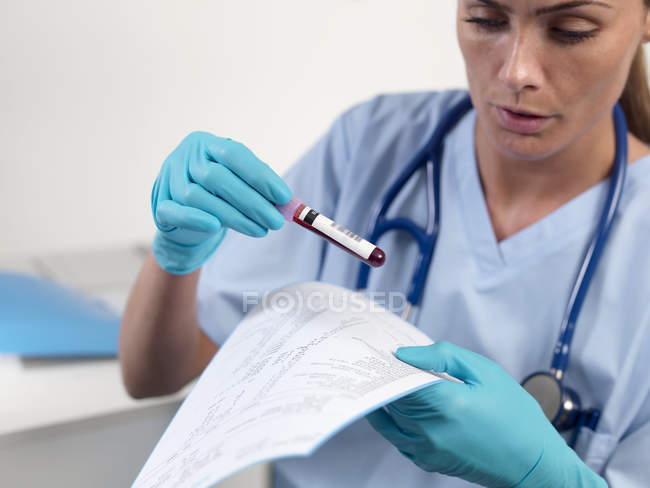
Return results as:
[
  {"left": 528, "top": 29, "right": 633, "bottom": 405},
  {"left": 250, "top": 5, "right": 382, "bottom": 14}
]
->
[{"left": 298, "top": 206, "right": 375, "bottom": 259}]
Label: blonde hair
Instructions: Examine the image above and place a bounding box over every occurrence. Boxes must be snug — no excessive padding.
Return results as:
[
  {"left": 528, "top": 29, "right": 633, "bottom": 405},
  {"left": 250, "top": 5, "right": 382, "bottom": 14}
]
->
[{"left": 618, "top": 4, "right": 650, "bottom": 143}]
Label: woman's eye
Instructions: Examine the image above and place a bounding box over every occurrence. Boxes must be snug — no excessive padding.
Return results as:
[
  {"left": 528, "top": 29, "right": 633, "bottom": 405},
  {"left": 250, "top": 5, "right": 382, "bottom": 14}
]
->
[
  {"left": 462, "top": 17, "right": 598, "bottom": 44},
  {"left": 550, "top": 27, "right": 598, "bottom": 44},
  {"left": 463, "top": 17, "right": 507, "bottom": 32}
]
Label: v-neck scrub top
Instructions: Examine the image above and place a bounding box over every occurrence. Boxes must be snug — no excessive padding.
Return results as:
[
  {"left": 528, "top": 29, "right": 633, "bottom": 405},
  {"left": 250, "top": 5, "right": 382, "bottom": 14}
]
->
[{"left": 196, "top": 89, "right": 650, "bottom": 488}]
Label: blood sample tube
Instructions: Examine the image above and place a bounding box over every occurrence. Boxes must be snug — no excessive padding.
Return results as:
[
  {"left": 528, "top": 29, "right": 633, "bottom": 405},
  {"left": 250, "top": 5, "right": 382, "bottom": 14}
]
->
[{"left": 276, "top": 196, "right": 386, "bottom": 267}]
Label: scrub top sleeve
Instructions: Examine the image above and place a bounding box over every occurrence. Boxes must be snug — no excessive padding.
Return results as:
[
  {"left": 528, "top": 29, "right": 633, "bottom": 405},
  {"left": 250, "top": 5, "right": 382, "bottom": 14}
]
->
[{"left": 196, "top": 98, "right": 376, "bottom": 347}]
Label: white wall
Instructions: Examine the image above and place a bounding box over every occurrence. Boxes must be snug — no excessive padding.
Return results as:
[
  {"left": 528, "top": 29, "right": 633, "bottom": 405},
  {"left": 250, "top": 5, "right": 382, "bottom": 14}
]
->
[{"left": 0, "top": 0, "right": 465, "bottom": 256}]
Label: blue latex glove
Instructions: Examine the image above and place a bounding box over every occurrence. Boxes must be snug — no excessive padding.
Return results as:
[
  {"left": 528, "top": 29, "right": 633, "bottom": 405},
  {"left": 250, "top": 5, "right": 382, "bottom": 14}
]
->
[
  {"left": 366, "top": 342, "right": 607, "bottom": 488},
  {"left": 151, "top": 132, "right": 292, "bottom": 274}
]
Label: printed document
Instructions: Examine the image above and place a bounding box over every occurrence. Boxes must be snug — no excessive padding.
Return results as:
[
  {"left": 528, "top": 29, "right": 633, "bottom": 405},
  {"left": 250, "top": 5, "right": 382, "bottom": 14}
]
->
[{"left": 133, "top": 282, "right": 442, "bottom": 488}]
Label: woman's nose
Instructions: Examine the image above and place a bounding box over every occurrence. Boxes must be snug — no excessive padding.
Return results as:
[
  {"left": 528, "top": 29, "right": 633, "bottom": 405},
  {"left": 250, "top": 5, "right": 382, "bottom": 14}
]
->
[{"left": 498, "top": 30, "right": 544, "bottom": 93}]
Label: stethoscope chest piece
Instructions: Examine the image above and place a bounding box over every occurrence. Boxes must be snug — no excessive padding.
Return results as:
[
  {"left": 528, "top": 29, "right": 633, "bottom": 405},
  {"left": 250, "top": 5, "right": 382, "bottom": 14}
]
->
[{"left": 521, "top": 372, "right": 581, "bottom": 431}]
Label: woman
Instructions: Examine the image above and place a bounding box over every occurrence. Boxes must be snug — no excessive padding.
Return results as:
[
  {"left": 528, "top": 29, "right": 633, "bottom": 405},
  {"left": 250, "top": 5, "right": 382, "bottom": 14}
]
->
[{"left": 120, "top": 1, "right": 650, "bottom": 486}]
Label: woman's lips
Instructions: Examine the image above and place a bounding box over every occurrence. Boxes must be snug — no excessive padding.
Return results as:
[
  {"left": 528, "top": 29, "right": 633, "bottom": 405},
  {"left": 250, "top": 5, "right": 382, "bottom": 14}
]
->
[{"left": 496, "top": 106, "right": 554, "bottom": 134}]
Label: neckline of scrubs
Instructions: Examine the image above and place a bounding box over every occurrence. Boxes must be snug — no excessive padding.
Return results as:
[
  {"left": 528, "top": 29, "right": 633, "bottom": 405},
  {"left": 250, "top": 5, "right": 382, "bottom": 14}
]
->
[{"left": 450, "top": 107, "right": 650, "bottom": 285}]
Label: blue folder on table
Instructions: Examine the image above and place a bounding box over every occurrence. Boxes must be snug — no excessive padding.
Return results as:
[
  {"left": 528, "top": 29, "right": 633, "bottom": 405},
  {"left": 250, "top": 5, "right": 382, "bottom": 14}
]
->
[{"left": 0, "top": 271, "right": 120, "bottom": 356}]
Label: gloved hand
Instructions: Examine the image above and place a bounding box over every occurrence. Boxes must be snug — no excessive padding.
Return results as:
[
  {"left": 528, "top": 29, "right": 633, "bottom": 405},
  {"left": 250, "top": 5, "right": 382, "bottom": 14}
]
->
[
  {"left": 366, "top": 342, "right": 607, "bottom": 488},
  {"left": 151, "top": 132, "right": 292, "bottom": 275}
]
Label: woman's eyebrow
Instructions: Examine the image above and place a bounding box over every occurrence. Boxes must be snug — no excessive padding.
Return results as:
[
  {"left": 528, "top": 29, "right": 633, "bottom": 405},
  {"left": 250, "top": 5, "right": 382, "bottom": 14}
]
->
[{"left": 475, "top": 0, "right": 613, "bottom": 15}]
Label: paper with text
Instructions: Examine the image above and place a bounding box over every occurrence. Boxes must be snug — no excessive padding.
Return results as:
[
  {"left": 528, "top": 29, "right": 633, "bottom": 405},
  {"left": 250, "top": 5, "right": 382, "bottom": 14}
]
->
[{"left": 133, "top": 282, "right": 441, "bottom": 488}]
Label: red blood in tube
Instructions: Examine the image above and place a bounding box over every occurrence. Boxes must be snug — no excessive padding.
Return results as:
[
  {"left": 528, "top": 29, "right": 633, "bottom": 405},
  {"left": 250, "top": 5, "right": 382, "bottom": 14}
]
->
[{"left": 367, "top": 247, "right": 386, "bottom": 267}]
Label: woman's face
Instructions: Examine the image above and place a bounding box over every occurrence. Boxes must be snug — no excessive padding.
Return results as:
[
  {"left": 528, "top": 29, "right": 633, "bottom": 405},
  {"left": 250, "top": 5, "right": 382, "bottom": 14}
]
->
[{"left": 457, "top": 0, "right": 650, "bottom": 161}]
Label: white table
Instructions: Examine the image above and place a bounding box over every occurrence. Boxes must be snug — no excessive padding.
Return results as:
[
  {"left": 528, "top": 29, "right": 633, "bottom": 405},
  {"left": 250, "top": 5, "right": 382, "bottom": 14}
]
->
[{"left": 0, "top": 245, "right": 270, "bottom": 487}]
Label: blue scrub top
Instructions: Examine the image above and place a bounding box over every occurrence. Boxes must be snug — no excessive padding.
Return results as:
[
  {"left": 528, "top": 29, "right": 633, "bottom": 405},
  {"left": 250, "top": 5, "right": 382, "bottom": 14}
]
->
[{"left": 196, "top": 89, "right": 650, "bottom": 487}]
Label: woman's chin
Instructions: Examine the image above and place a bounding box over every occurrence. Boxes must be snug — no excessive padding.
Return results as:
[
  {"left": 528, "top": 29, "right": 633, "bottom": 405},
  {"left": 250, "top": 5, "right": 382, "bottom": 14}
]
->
[{"left": 491, "top": 130, "right": 562, "bottom": 162}]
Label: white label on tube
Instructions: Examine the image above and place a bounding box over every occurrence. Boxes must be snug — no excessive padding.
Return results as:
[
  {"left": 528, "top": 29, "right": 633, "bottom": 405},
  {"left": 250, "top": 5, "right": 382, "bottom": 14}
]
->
[{"left": 299, "top": 207, "right": 374, "bottom": 259}]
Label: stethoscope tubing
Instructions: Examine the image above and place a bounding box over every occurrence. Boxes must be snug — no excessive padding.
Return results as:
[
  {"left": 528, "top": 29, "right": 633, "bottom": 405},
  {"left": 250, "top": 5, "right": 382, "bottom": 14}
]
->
[
  {"left": 357, "top": 96, "right": 474, "bottom": 308},
  {"left": 551, "top": 103, "right": 628, "bottom": 377}
]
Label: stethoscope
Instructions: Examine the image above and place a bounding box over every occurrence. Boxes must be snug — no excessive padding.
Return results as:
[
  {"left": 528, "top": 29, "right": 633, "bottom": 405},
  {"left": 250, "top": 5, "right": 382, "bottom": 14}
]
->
[{"left": 356, "top": 94, "right": 628, "bottom": 447}]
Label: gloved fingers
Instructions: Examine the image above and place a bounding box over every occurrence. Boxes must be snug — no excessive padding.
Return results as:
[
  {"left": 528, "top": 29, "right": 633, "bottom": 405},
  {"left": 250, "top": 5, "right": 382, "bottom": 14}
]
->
[
  {"left": 190, "top": 156, "right": 285, "bottom": 230},
  {"left": 151, "top": 167, "right": 173, "bottom": 231},
  {"left": 169, "top": 157, "right": 268, "bottom": 237},
  {"left": 395, "top": 342, "right": 485, "bottom": 385},
  {"left": 207, "top": 195, "right": 269, "bottom": 237},
  {"left": 185, "top": 183, "right": 269, "bottom": 237},
  {"left": 366, "top": 408, "right": 416, "bottom": 452},
  {"left": 387, "top": 380, "right": 464, "bottom": 419},
  {"left": 152, "top": 161, "right": 176, "bottom": 225},
  {"left": 155, "top": 200, "right": 222, "bottom": 234},
  {"left": 202, "top": 135, "right": 292, "bottom": 205},
  {"left": 152, "top": 162, "right": 172, "bottom": 201}
]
